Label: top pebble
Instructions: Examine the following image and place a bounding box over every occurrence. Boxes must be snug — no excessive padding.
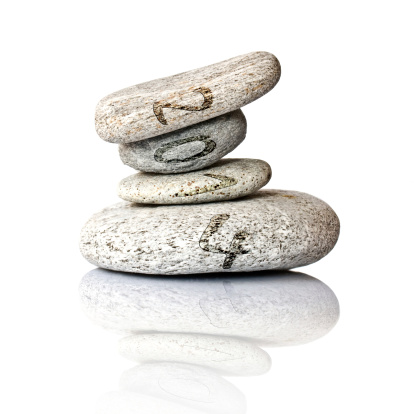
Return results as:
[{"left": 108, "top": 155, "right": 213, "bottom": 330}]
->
[{"left": 95, "top": 51, "right": 281, "bottom": 144}]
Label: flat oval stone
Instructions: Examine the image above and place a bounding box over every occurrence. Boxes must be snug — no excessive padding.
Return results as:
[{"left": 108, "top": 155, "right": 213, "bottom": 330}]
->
[
  {"left": 117, "top": 159, "right": 271, "bottom": 205},
  {"left": 119, "top": 363, "right": 246, "bottom": 414},
  {"left": 118, "top": 110, "right": 247, "bottom": 173},
  {"left": 79, "top": 269, "right": 340, "bottom": 346},
  {"left": 80, "top": 190, "right": 339, "bottom": 274},
  {"left": 119, "top": 333, "right": 271, "bottom": 376},
  {"left": 95, "top": 51, "right": 280, "bottom": 143}
]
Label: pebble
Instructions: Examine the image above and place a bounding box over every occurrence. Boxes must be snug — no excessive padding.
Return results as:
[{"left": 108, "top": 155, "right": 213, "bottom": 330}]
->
[
  {"left": 80, "top": 190, "right": 339, "bottom": 274},
  {"left": 95, "top": 51, "right": 280, "bottom": 143},
  {"left": 118, "top": 110, "right": 246, "bottom": 174},
  {"left": 117, "top": 159, "right": 271, "bottom": 205},
  {"left": 119, "top": 362, "right": 246, "bottom": 414},
  {"left": 119, "top": 333, "right": 271, "bottom": 376},
  {"left": 79, "top": 268, "right": 340, "bottom": 346}
]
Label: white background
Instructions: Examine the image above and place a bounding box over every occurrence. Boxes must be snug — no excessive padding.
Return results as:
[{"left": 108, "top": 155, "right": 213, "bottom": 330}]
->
[{"left": 1, "top": 1, "right": 413, "bottom": 413}]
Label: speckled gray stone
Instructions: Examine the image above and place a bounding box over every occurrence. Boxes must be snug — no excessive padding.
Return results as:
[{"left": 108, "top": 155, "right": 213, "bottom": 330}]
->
[
  {"left": 117, "top": 159, "right": 271, "bottom": 205},
  {"left": 95, "top": 51, "right": 280, "bottom": 143},
  {"left": 118, "top": 363, "right": 246, "bottom": 414},
  {"left": 118, "top": 110, "right": 247, "bottom": 174},
  {"left": 119, "top": 333, "right": 271, "bottom": 376},
  {"left": 80, "top": 190, "right": 339, "bottom": 274},
  {"left": 79, "top": 269, "right": 340, "bottom": 346}
]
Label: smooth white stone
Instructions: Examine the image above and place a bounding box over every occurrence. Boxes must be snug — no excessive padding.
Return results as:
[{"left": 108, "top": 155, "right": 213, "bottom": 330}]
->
[
  {"left": 119, "top": 333, "right": 271, "bottom": 376},
  {"left": 117, "top": 159, "right": 271, "bottom": 204},
  {"left": 79, "top": 269, "right": 340, "bottom": 346}
]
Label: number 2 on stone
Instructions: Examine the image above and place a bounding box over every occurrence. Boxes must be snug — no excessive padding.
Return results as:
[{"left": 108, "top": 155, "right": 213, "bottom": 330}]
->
[
  {"left": 153, "top": 87, "right": 213, "bottom": 125},
  {"left": 199, "top": 214, "right": 250, "bottom": 269}
]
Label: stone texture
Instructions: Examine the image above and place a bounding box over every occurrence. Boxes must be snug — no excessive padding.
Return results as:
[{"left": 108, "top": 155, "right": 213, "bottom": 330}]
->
[
  {"left": 117, "top": 159, "right": 271, "bottom": 205},
  {"left": 119, "top": 333, "right": 271, "bottom": 376},
  {"left": 80, "top": 190, "right": 339, "bottom": 274},
  {"left": 118, "top": 110, "right": 246, "bottom": 174},
  {"left": 95, "top": 51, "right": 280, "bottom": 143},
  {"left": 79, "top": 269, "right": 340, "bottom": 346},
  {"left": 118, "top": 363, "right": 246, "bottom": 414}
]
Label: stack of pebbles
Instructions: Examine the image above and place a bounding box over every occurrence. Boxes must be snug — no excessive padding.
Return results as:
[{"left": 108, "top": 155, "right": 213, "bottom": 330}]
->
[{"left": 80, "top": 51, "right": 340, "bottom": 274}]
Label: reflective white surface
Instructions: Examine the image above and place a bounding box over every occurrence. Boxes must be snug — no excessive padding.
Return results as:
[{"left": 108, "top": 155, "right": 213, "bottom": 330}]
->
[
  {"left": 80, "top": 268, "right": 339, "bottom": 413},
  {"left": 116, "top": 362, "right": 246, "bottom": 414},
  {"left": 119, "top": 333, "right": 272, "bottom": 376},
  {"left": 80, "top": 269, "right": 339, "bottom": 346}
]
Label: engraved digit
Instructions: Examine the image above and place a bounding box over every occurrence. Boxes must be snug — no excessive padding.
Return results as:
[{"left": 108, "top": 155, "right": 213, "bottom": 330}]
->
[
  {"left": 153, "top": 87, "right": 213, "bottom": 125},
  {"left": 223, "top": 230, "right": 250, "bottom": 269},
  {"left": 199, "top": 214, "right": 230, "bottom": 254},
  {"left": 199, "top": 214, "right": 250, "bottom": 269},
  {"left": 154, "top": 135, "right": 216, "bottom": 164},
  {"left": 176, "top": 174, "right": 237, "bottom": 198}
]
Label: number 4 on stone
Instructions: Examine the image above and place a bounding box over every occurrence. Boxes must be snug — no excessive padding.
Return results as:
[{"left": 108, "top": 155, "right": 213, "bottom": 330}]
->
[{"left": 199, "top": 214, "right": 250, "bottom": 269}]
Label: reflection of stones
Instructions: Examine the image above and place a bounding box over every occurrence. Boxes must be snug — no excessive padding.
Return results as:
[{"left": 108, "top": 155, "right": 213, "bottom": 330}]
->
[
  {"left": 119, "top": 110, "right": 247, "bottom": 174},
  {"left": 117, "top": 159, "right": 271, "bottom": 205},
  {"left": 119, "top": 333, "right": 271, "bottom": 376},
  {"left": 123, "top": 363, "right": 245, "bottom": 413},
  {"left": 79, "top": 268, "right": 339, "bottom": 346},
  {"left": 87, "top": 269, "right": 339, "bottom": 412},
  {"left": 79, "top": 190, "right": 340, "bottom": 275},
  {"left": 96, "top": 362, "right": 246, "bottom": 414},
  {"left": 96, "top": 391, "right": 205, "bottom": 414},
  {"left": 97, "top": 363, "right": 246, "bottom": 414}
]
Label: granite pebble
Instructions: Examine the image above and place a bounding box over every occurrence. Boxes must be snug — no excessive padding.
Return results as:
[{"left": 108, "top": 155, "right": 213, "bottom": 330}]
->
[
  {"left": 117, "top": 158, "right": 271, "bottom": 205},
  {"left": 119, "top": 110, "right": 246, "bottom": 174},
  {"left": 80, "top": 190, "right": 339, "bottom": 274},
  {"left": 95, "top": 51, "right": 280, "bottom": 143},
  {"left": 119, "top": 333, "right": 271, "bottom": 376},
  {"left": 79, "top": 269, "right": 340, "bottom": 346}
]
